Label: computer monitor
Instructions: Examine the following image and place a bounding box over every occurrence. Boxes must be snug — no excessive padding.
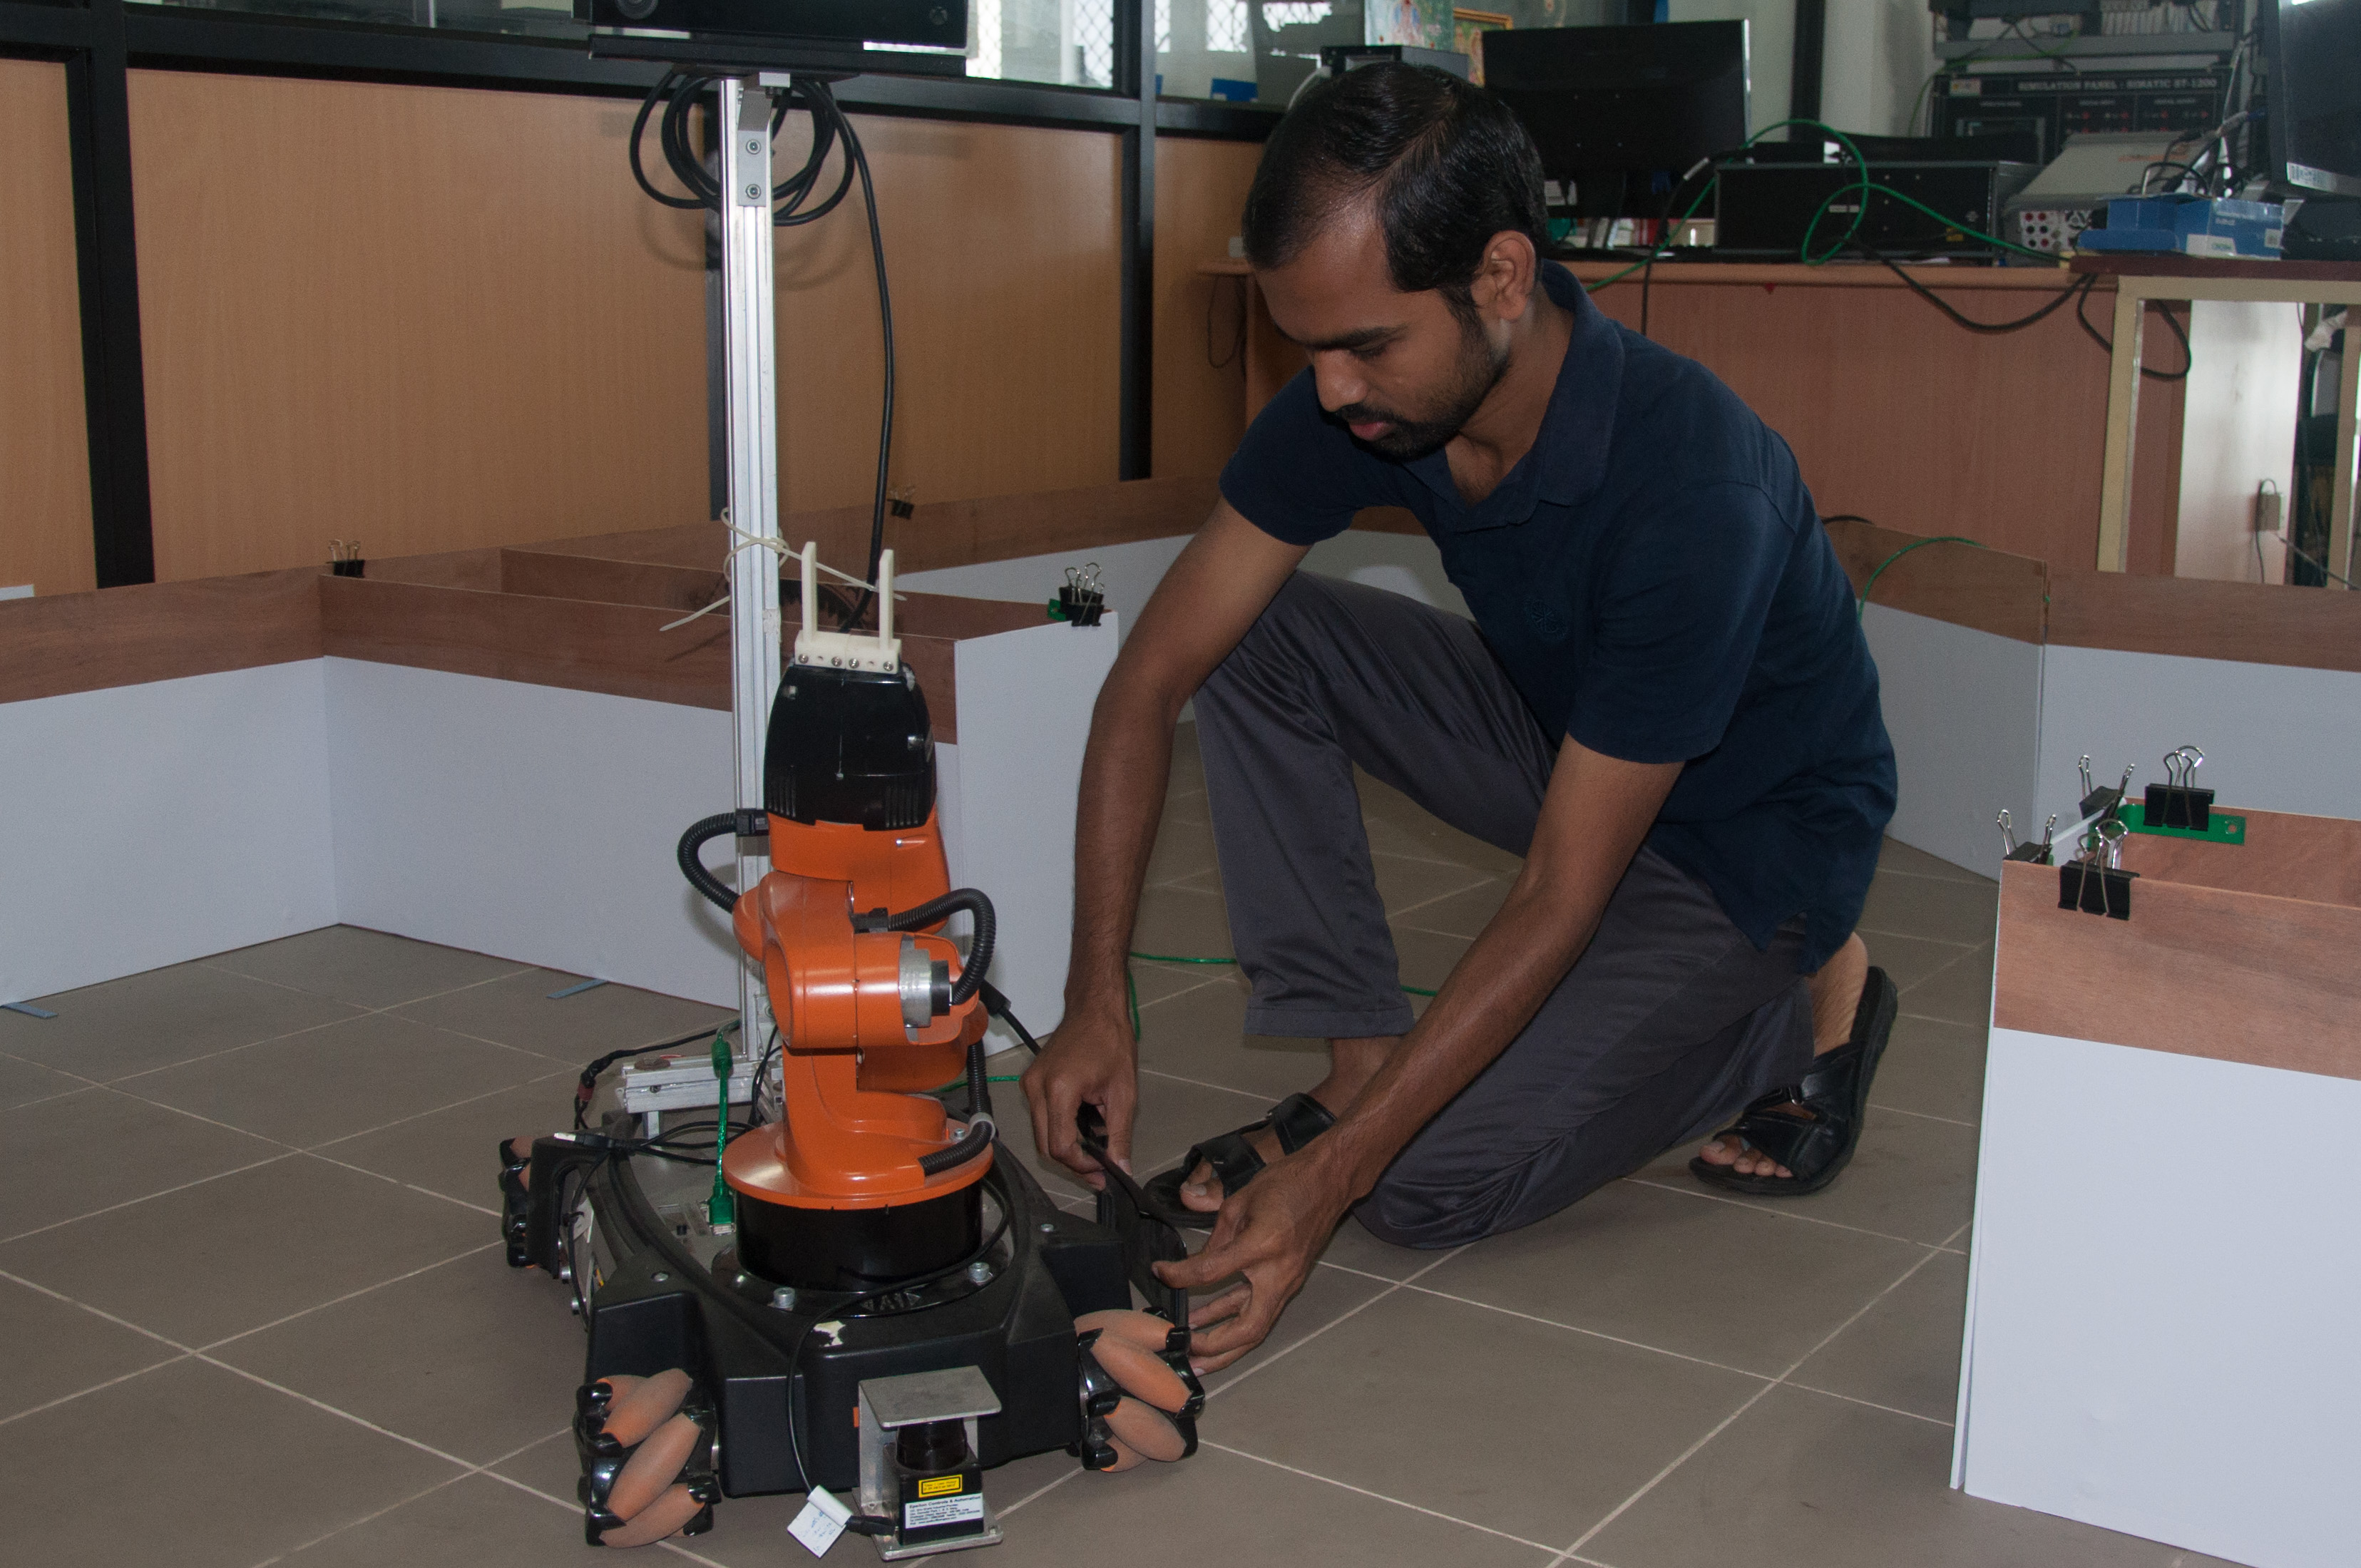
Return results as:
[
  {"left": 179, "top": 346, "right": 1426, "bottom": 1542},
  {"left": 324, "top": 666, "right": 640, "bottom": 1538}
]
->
[
  {"left": 1480, "top": 21, "right": 1749, "bottom": 215},
  {"left": 2264, "top": 0, "right": 2361, "bottom": 198}
]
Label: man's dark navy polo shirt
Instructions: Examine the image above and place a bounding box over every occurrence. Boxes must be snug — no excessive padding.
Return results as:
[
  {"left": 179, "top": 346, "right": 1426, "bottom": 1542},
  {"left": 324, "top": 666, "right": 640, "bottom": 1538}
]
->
[{"left": 1218, "top": 263, "right": 1895, "bottom": 970}]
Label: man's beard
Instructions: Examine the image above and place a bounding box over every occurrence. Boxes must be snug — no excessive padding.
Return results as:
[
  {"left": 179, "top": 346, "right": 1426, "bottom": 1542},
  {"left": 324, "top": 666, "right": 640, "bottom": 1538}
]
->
[{"left": 1332, "top": 317, "right": 1509, "bottom": 461}]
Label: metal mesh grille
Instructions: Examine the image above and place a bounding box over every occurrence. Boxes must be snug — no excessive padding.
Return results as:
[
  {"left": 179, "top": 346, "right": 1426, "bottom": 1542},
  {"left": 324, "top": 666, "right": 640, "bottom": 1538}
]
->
[{"left": 1071, "top": 0, "right": 1115, "bottom": 87}]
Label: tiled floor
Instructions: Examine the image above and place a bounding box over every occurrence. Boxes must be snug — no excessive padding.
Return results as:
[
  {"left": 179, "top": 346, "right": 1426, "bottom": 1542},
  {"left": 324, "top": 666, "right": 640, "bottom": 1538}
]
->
[{"left": 0, "top": 728, "right": 2242, "bottom": 1567}]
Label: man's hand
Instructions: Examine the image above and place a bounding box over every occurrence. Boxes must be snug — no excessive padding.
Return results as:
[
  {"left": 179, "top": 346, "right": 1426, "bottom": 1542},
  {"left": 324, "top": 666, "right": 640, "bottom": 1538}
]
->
[
  {"left": 1021, "top": 1006, "right": 1137, "bottom": 1188},
  {"left": 1152, "top": 1146, "right": 1353, "bottom": 1373}
]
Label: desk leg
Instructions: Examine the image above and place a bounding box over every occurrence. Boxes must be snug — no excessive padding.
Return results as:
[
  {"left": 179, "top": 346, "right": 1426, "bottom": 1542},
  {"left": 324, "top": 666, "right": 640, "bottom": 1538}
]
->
[
  {"left": 2095, "top": 288, "right": 2146, "bottom": 573},
  {"left": 2330, "top": 324, "right": 2361, "bottom": 591}
]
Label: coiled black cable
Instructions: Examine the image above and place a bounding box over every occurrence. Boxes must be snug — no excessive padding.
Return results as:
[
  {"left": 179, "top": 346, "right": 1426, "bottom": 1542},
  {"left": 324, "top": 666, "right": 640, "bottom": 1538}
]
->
[{"left": 625, "top": 73, "right": 891, "bottom": 636}]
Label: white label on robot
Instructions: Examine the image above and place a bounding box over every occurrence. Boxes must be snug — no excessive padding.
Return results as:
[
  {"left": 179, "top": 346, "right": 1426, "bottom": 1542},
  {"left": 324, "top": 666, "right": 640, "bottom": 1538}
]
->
[
  {"left": 903, "top": 1494, "right": 985, "bottom": 1529},
  {"left": 789, "top": 1486, "right": 851, "bottom": 1557}
]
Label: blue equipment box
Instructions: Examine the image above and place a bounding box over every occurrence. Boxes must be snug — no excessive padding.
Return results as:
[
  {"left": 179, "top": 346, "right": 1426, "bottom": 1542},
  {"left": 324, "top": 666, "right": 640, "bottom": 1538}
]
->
[{"left": 2077, "top": 194, "right": 2288, "bottom": 259}]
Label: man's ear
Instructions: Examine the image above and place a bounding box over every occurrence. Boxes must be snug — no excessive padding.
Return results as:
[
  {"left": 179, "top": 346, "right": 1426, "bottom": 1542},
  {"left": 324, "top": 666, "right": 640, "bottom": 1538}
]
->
[{"left": 1470, "top": 230, "right": 1540, "bottom": 324}]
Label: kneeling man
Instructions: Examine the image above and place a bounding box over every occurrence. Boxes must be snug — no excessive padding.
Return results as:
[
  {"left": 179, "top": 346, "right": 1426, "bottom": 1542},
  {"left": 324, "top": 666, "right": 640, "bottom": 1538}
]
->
[{"left": 1023, "top": 63, "right": 1898, "bottom": 1373}]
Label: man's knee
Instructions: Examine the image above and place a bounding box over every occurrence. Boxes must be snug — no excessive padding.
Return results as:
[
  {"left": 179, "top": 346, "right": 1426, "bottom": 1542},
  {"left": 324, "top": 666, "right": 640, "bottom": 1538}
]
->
[{"left": 1353, "top": 1172, "right": 1518, "bottom": 1250}]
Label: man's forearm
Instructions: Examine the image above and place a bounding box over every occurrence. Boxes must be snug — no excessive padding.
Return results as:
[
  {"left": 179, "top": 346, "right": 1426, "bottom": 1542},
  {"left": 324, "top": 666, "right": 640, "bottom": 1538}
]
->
[
  {"left": 1307, "top": 873, "right": 1610, "bottom": 1201},
  {"left": 1062, "top": 670, "right": 1185, "bottom": 1018}
]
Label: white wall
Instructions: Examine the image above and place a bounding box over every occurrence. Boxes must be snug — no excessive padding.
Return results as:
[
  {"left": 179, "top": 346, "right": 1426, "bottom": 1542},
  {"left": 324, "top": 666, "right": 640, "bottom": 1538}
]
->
[
  {"left": 1960, "top": 1028, "right": 2361, "bottom": 1567},
  {"left": 2034, "top": 644, "right": 2361, "bottom": 831},
  {"left": 1820, "top": 0, "right": 1932, "bottom": 137},
  {"left": 324, "top": 658, "right": 747, "bottom": 1007},
  {"left": 1860, "top": 604, "right": 2042, "bottom": 874},
  {"left": 0, "top": 661, "right": 336, "bottom": 1006},
  {"left": 2175, "top": 301, "right": 2304, "bottom": 585},
  {"left": 948, "top": 620, "right": 1124, "bottom": 1047}
]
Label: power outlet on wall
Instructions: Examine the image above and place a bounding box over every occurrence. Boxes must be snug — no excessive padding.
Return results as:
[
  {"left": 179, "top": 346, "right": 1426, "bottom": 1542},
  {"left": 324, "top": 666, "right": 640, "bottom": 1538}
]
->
[{"left": 2254, "top": 483, "right": 2285, "bottom": 536}]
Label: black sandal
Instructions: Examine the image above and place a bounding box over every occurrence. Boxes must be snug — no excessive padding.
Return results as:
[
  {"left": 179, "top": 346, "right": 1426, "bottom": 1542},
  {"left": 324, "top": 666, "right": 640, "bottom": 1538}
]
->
[
  {"left": 1689, "top": 966, "right": 1898, "bottom": 1197},
  {"left": 1142, "top": 1091, "right": 1337, "bottom": 1228}
]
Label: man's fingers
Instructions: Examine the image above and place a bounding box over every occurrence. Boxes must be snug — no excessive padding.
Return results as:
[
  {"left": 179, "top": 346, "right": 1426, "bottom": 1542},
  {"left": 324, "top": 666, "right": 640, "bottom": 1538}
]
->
[
  {"left": 1153, "top": 1241, "right": 1236, "bottom": 1292},
  {"left": 1187, "top": 1283, "right": 1250, "bottom": 1330},
  {"left": 1185, "top": 1291, "right": 1279, "bottom": 1363}
]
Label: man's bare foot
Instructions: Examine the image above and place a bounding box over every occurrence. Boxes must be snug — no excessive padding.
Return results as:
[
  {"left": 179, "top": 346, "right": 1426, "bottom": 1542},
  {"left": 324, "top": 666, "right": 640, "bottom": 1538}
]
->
[
  {"left": 1177, "top": 1034, "right": 1398, "bottom": 1212},
  {"left": 1695, "top": 933, "right": 1869, "bottom": 1181}
]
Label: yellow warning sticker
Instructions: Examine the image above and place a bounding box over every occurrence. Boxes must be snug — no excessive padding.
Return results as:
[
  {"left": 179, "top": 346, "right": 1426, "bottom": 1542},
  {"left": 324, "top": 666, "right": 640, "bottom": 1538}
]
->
[{"left": 916, "top": 1475, "right": 965, "bottom": 1499}]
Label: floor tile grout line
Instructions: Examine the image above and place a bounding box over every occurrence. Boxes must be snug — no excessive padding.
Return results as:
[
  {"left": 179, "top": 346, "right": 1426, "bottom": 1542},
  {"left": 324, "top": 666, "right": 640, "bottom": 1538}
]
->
[
  {"left": 302, "top": 1067, "right": 578, "bottom": 1155},
  {"left": 1854, "top": 925, "right": 1980, "bottom": 948},
  {"left": 195, "top": 1351, "right": 486, "bottom": 1470},
  {"left": 1378, "top": 872, "right": 1507, "bottom": 924},
  {"left": 244, "top": 1473, "right": 473, "bottom": 1568},
  {"left": 0, "top": 1084, "right": 101, "bottom": 1116},
  {"left": 1137, "top": 1065, "right": 1287, "bottom": 1102},
  {"left": 1132, "top": 975, "right": 1236, "bottom": 1013},
  {"left": 1550, "top": 1244, "right": 1956, "bottom": 1562},
  {"left": 0, "top": 1264, "right": 199, "bottom": 1353},
  {"left": 298, "top": 1149, "right": 506, "bottom": 1217},
  {"left": 472, "top": 1465, "right": 737, "bottom": 1567},
  {"left": 1199, "top": 1439, "right": 1563, "bottom": 1554},
  {"left": 0, "top": 1151, "right": 298, "bottom": 1246},
  {"left": 102, "top": 1010, "right": 387, "bottom": 1087},
  {"left": 0, "top": 1352, "right": 193, "bottom": 1430},
  {"left": 97, "top": 1078, "right": 317, "bottom": 1150},
  {"left": 1868, "top": 1102, "right": 1978, "bottom": 1128},
  {"left": 246, "top": 1423, "right": 579, "bottom": 1567},
  {"left": 1204, "top": 1245, "right": 1468, "bottom": 1399},
  {"left": 195, "top": 956, "right": 542, "bottom": 1018},
  {"left": 996, "top": 1462, "right": 1085, "bottom": 1518},
  {"left": 1386, "top": 1281, "right": 1779, "bottom": 1384},
  {"left": 1617, "top": 1174, "right": 1944, "bottom": 1249},
  {"left": 197, "top": 1240, "right": 505, "bottom": 1354},
  {"left": 1778, "top": 1378, "right": 1955, "bottom": 1428},
  {"left": 1550, "top": 1380, "right": 1784, "bottom": 1564}
]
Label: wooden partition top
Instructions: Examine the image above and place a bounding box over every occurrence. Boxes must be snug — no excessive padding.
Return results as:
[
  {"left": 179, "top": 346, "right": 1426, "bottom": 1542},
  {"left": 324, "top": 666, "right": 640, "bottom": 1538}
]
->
[
  {"left": 0, "top": 570, "right": 322, "bottom": 705},
  {"left": 317, "top": 547, "right": 1048, "bottom": 741},
  {"left": 1823, "top": 516, "right": 2050, "bottom": 644},
  {"left": 1993, "top": 854, "right": 2361, "bottom": 1082},
  {"left": 2048, "top": 570, "right": 2361, "bottom": 675},
  {"left": 544, "top": 473, "right": 1219, "bottom": 582}
]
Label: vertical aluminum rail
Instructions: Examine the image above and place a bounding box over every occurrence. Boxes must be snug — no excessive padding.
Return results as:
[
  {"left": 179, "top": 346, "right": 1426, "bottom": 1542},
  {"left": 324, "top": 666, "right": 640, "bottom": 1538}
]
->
[{"left": 720, "top": 75, "right": 784, "bottom": 1056}]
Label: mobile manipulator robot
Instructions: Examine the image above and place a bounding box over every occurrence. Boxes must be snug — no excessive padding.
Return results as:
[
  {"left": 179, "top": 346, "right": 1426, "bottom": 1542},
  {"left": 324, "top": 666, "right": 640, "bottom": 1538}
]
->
[{"left": 496, "top": 551, "right": 1202, "bottom": 1554}]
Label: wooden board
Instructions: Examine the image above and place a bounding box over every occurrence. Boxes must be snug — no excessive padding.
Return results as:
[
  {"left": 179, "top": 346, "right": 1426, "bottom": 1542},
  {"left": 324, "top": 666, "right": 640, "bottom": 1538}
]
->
[
  {"left": 2117, "top": 807, "right": 2361, "bottom": 911},
  {"left": 1154, "top": 138, "right": 1262, "bottom": 481},
  {"left": 773, "top": 113, "right": 1123, "bottom": 516},
  {"left": 318, "top": 574, "right": 973, "bottom": 737},
  {"left": 1822, "top": 516, "right": 2050, "bottom": 643},
  {"left": 128, "top": 72, "right": 712, "bottom": 583},
  {"left": 1582, "top": 262, "right": 2188, "bottom": 575},
  {"left": 0, "top": 58, "right": 95, "bottom": 598},
  {"left": 2047, "top": 569, "right": 2361, "bottom": 675},
  {"left": 536, "top": 476, "right": 1219, "bottom": 579},
  {"left": 0, "top": 570, "right": 321, "bottom": 705},
  {"left": 1992, "top": 861, "right": 2361, "bottom": 1081}
]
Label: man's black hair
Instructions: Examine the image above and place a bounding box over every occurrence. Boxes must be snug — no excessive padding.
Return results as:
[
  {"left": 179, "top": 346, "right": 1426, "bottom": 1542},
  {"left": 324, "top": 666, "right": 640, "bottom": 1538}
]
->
[{"left": 1240, "top": 62, "right": 1549, "bottom": 321}]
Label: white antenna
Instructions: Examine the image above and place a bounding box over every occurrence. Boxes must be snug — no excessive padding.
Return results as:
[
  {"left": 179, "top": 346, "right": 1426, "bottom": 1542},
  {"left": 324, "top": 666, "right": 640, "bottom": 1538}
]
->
[{"left": 791, "top": 542, "right": 902, "bottom": 674}]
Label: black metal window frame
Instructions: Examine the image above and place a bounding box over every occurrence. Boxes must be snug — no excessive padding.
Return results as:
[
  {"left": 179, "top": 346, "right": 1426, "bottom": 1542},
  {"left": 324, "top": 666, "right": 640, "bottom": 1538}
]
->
[{"left": 0, "top": 0, "right": 1280, "bottom": 587}]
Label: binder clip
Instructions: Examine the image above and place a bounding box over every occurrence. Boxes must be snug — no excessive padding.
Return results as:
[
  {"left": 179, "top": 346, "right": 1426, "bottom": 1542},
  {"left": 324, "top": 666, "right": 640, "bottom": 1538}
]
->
[
  {"left": 1050, "top": 562, "right": 1105, "bottom": 627},
  {"left": 2142, "top": 745, "right": 2213, "bottom": 831},
  {"left": 1998, "top": 809, "right": 2056, "bottom": 865},
  {"left": 2074, "top": 755, "right": 2136, "bottom": 823},
  {"left": 328, "top": 539, "right": 366, "bottom": 578},
  {"left": 2058, "top": 817, "right": 2136, "bottom": 920}
]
